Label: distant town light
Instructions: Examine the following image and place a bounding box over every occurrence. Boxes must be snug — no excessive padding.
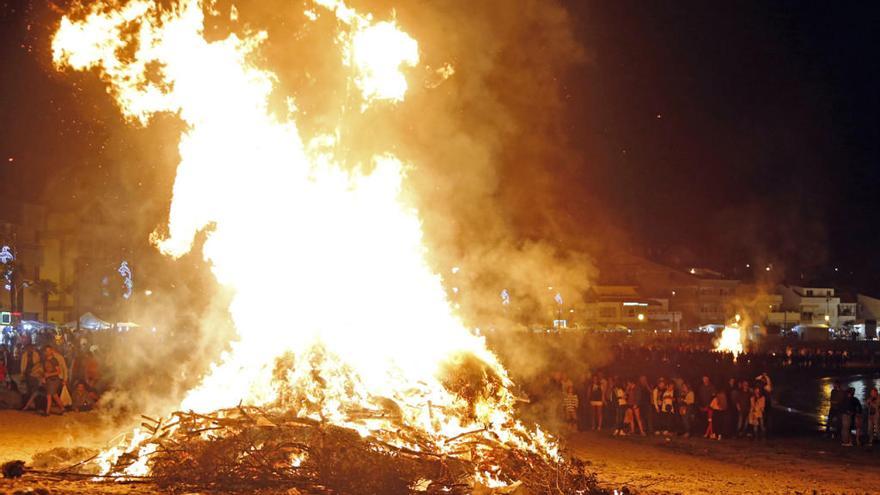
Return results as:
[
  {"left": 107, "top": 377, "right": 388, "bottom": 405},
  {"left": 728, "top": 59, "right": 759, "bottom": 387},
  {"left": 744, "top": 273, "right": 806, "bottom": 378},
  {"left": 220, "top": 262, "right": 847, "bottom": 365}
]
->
[
  {"left": 144, "top": 289, "right": 153, "bottom": 296},
  {"left": 637, "top": 313, "right": 645, "bottom": 321},
  {"left": 689, "top": 268, "right": 696, "bottom": 274},
  {"left": 824, "top": 314, "right": 830, "bottom": 322}
]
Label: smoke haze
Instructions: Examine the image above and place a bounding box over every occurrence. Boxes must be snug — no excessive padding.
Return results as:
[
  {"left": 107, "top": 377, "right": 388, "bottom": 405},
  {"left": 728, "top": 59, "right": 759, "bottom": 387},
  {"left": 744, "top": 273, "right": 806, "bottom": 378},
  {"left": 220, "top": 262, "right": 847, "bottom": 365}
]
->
[{"left": 33, "top": 0, "right": 600, "bottom": 417}]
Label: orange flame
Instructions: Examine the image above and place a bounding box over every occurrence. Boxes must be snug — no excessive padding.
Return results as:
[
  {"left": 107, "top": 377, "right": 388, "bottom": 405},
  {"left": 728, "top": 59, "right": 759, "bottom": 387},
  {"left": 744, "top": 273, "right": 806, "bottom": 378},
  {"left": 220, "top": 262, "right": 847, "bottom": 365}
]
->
[{"left": 52, "top": 0, "right": 558, "bottom": 482}]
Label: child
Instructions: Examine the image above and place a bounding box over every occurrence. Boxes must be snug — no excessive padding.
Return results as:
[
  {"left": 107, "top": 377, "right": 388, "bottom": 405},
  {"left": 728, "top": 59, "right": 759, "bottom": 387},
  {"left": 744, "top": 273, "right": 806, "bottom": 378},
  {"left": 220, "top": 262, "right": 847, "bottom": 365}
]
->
[{"left": 72, "top": 382, "right": 97, "bottom": 412}]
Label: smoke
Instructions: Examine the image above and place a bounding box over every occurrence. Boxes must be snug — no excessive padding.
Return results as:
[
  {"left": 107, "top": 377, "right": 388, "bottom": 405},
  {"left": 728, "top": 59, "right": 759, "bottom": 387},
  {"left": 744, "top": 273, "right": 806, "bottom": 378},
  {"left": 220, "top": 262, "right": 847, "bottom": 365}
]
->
[{"left": 36, "top": 0, "right": 600, "bottom": 422}]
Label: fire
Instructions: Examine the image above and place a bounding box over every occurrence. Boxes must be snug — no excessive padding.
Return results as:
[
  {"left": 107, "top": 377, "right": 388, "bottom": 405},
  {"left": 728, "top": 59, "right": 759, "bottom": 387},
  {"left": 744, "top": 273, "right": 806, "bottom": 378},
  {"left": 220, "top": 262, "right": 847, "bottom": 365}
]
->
[
  {"left": 714, "top": 325, "right": 744, "bottom": 359},
  {"left": 52, "top": 0, "right": 557, "bottom": 483}
]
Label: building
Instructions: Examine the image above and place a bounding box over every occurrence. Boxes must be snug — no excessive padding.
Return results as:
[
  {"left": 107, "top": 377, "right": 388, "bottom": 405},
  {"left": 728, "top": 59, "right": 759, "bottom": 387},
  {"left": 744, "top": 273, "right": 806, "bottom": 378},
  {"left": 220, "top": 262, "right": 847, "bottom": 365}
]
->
[
  {"left": 597, "top": 253, "right": 738, "bottom": 329},
  {"left": 779, "top": 285, "right": 841, "bottom": 328},
  {"left": 735, "top": 284, "right": 799, "bottom": 331},
  {"left": 582, "top": 284, "right": 680, "bottom": 332}
]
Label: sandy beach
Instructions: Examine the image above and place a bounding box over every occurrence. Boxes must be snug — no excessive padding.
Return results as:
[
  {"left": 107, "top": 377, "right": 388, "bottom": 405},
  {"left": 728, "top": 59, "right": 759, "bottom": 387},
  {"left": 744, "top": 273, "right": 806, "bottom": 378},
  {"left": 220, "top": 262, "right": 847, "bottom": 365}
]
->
[
  {"left": 2, "top": 410, "right": 880, "bottom": 494},
  {"left": 568, "top": 430, "right": 880, "bottom": 494}
]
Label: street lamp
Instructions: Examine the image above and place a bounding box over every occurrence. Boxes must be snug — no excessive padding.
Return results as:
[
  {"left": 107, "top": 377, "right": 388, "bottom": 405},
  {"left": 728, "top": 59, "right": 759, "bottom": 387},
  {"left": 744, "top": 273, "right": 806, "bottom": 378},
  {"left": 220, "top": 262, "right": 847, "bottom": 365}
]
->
[{"left": 637, "top": 313, "right": 645, "bottom": 322}]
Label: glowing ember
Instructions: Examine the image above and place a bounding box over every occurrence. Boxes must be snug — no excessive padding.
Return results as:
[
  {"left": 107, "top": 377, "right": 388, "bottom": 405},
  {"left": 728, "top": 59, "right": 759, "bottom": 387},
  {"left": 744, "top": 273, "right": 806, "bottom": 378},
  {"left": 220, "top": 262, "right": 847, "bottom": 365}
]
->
[{"left": 52, "top": 0, "right": 558, "bottom": 485}]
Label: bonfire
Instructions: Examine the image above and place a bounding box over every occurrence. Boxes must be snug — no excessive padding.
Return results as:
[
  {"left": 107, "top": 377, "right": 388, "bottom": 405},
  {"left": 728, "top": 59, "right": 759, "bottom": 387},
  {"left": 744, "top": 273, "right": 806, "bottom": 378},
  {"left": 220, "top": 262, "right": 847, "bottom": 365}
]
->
[{"left": 8, "top": 0, "right": 605, "bottom": 493}]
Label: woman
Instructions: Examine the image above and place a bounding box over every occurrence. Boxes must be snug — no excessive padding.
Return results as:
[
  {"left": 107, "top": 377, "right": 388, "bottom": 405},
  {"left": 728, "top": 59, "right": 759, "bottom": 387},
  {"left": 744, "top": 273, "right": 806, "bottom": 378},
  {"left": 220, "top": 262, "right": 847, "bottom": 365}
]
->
[
  {"left": 660, "top": 382, "right": 676, "bottom": 436},
  {"left": 627, "top": 380, "right": 646, "bottom": 436},
  {"left": 612, "top": 382, "right": 628, "bottom": 436},
  {"left": 749, "top": 386, "right": 766, "bottom": 439},
  {"left": 588, "top": 375, "right": 604, "bottom": 431},
  {"left": 705, "top": 392, "right": 723, "bottom": 439},
  {"left": 41, "top": 349, "right": 66, "bottom": 416}
]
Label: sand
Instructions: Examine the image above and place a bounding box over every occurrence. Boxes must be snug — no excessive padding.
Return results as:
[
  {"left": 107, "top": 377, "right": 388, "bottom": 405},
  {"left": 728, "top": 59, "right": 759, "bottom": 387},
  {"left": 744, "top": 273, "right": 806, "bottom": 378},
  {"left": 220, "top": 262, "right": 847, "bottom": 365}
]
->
[
  {"left": 568, "top": 430, "right": 880, "bottom": 494},
  {"left": 2, "top": 410, "right": 880, "bottom": 494}
]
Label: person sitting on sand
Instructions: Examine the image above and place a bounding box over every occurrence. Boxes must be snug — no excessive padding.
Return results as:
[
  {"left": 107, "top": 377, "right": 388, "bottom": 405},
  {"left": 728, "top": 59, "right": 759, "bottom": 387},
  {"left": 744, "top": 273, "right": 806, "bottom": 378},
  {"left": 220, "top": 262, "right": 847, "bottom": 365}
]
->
[
  {"left": 72, "top": 381, "right": 98, "bottom": 412},
  {"left": 0, "top": 380, "right": 23, "bottom": 409}
]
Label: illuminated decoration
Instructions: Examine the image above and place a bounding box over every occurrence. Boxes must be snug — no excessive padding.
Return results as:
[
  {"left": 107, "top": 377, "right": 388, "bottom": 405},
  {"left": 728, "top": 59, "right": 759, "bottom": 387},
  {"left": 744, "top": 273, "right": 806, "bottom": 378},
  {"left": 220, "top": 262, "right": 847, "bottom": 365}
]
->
[
  {"left": 1, "top": 246, "right": 12, "bottom": 291},
  {"left": 554, "top": 292, "right": 563, "bottom": 305},
  {"left": 500, "top": 288, "right": 510, "bottom": 306},
  {"left": 118, "top": 261, "right": 134, "bottom": 299},
  {"left": 0, "top": 246, "right": 13, "bottom": 264}
]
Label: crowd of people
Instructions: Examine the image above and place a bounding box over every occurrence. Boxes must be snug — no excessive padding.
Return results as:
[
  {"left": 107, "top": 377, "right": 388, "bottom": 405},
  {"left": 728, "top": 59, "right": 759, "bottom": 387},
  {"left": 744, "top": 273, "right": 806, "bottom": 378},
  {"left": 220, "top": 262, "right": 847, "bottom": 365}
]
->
[
  {"left": 826, "top": 381, "right": 880, "bottom": 447},
  {"left": 0, "top": 327, "right": 103, "bottom": 415},
  {"left": 554, "top": 371, "right": 774, "bottom": 440},
  {"left": 507, "top": 335, "right": 880, "bottom": 449}
]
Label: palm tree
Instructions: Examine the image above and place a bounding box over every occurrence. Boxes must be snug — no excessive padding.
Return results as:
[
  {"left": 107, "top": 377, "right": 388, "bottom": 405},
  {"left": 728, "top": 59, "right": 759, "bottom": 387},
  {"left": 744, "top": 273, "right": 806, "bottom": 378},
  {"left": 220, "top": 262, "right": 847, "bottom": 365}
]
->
[{"left": 30, "top": 279, "right": 59, "bottom": 322}]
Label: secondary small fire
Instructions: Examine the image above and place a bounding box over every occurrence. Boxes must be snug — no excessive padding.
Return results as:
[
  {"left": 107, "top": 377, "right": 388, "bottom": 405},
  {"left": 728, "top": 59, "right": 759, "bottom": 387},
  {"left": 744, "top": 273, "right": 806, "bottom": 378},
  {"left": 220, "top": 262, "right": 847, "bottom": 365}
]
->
[
  {"left": 52, "top": 0, "right": 558, "bottom": 487},
  {"left": 715, "top": 325, "right": 743, "bottom": 359},
  {"left": 714, "top": 314, "right": 744, "bottom": 359}
]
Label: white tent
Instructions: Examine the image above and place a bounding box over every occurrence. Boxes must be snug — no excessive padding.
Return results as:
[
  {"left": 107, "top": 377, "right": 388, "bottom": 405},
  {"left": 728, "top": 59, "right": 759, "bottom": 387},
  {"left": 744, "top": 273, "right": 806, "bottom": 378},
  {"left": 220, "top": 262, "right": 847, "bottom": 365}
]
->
[
  {"left": 64, "top": 312, "right": 113, "bottom": 331},
  {"left": 20, "top": 320, "right": 56, "bottom": 331}
]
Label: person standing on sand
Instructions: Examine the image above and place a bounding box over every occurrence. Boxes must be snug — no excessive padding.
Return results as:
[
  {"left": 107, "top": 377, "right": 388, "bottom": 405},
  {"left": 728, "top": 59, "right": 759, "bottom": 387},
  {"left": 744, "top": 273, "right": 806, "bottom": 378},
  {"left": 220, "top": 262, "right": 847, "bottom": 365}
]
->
[
  {"left": 749, "top": 386, "right": 766, "bottom": 439},
  {"left": 733, "top": 380, "right": 751, "bottom": 436},
  {"left": 627, "top": 380, "right": 646, "bottom": 436},
  {"left": 652, "top": 378, "right": 666, "bottom": 435},
  {"left": 40, "top": 348, "right": 66, "bottom": 416},
  {"left": 19, "top": 344, "right": 43, "bottom": 397},
  {"left": 697, "top": 375, "right": 716, "bottom": 434},
  {"left": 562, "top": 383, "right": 579, "bottom": 430},
  {"left": 678, "top": 382, "right": 695, "bottom": 437},
  {"left": 612, "top": 380, "right": 627, "bottom": 436},
  {"left": 866, "top": 387, "right": 879, "bottom": 446},
  {"left": 840, "top": 387, "right": 857, "bottom": 447},
  {"left": 660, "top": 381, "right": 676, "bottom": 436},
  {"left": 827, "top": 380, "right": 843, "bottom": 438},
  {"left": 638, "top": 375, "right": 654, "bottom": 434},
  {"left": 576, "top": 374, "right": 591, "bottom": 432},
  {"left": 588, "top": 375, "right": 604, "bottom": 431}
]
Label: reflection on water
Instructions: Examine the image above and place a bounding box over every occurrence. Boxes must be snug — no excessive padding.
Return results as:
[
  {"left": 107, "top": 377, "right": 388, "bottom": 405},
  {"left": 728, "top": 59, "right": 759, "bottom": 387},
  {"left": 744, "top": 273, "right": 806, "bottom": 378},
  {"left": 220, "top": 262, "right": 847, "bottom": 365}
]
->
[{"left": 777, "top": 374, "right": 880, "bottom": 429}]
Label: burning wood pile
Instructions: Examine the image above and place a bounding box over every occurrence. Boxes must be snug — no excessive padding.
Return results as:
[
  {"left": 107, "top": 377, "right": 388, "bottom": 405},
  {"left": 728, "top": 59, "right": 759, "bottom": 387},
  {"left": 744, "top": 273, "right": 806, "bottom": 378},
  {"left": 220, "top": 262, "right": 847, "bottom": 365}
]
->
[
  {"left": 92, "top": 405, "right": 602, "bottom": 494},
  {"left": 43, "top": 1, "right": 611, "bottom": 493}
]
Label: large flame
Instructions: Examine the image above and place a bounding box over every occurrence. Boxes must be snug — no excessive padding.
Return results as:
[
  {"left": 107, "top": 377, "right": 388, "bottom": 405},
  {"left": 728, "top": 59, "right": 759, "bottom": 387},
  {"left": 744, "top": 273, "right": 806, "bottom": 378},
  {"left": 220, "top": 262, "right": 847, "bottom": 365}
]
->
[{"left": 52, "top": 0, "right": 556, "bottom": 481}]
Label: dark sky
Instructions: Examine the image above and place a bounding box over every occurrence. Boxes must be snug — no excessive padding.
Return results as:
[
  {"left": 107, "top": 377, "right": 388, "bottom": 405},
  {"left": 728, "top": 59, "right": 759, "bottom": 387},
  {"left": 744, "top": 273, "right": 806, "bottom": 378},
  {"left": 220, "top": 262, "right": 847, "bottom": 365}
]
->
[
  {"left": 2, "top": 1, "right": 880, "bottom": 290},
  {"left": 565, "top": 1, "right": 880, "bottom": 289}
]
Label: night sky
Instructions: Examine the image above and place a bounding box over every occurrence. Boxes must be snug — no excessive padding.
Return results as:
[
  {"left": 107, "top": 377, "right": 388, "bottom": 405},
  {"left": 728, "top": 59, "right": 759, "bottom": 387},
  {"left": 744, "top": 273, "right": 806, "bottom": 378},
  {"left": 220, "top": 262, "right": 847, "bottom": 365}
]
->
[
  {"left": 2, "top": 1, "right": 880, "bottom": 291},
  {"left": 566, "top": 1, "right": 880, "bottom": 289}
]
